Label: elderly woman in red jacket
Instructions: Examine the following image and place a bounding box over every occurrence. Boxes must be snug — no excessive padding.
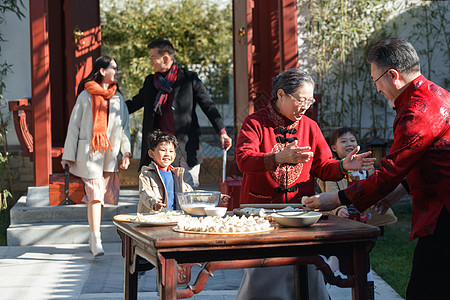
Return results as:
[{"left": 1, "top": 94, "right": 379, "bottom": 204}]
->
[{"left": 235, "top": 68, "right": 375, "bottom": 300}]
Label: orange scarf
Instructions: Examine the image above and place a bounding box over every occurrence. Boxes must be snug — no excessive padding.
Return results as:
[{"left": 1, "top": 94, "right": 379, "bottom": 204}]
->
[{"left": 84, "top": 81, "right": 117, "bottom": 152}]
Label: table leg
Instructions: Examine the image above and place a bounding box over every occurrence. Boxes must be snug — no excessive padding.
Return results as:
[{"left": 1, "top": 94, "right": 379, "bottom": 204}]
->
[
  {"left": 294, "top": 265, "right": 309, "bottom": 300},
  {"left": 124, "top": 234, "right": 138, "bottom": 300},
  {"left": 158, "top": 256, "right": 177, "bottom": 300},
  {"left": 352, "top": 243, "right": 369, "bottom": 300}
]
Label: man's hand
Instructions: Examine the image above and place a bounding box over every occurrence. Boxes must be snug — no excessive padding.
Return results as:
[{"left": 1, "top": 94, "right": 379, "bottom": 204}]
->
[
  {"left": 275, "top": 140, "right": 313, "bottom": 165},
  {"left": 302, "top": 193, "right": 341, "bottom": 211},
  {"left": 220, "top": 133, "right": 232, "bottom": 151},
  {"left": 342, "top": 146, "right": 376, "bottom": 171},
  {"left": 372, "top": 183, "right": 407, "bottom": 214}
]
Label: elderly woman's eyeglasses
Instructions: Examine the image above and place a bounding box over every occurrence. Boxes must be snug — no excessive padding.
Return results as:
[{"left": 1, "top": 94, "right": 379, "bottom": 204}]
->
[
  {"left": 287, "top": 93, "right": 316, "bottom": 107},
  {"left": 372, "top": 69, "right": 390, "bottom": 87}
]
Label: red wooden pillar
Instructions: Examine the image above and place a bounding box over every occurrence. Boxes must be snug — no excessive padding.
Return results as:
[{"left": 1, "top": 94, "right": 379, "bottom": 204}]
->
[
  {"left": 249, "top": 0, "right": 299, "bottom": 112},
  {"left": 29, "top": 0, "right": 52, "bottom": 186},
  {"left": 233, "top": 0, "right": 299, "bottom": 135}
]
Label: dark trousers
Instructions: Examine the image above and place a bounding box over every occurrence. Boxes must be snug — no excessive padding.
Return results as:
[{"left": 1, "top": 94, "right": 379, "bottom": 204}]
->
[{"left": 406, "top": 207, "right": 450, "bottom": 299}]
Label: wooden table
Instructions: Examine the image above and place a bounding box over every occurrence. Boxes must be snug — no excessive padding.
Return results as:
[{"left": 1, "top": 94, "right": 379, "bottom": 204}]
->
[{"left": 114, "top": 214, "right": 380, "bottom": 300}]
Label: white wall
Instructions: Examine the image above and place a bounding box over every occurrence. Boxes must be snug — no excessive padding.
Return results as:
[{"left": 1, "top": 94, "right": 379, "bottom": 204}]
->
[{"left": 0, "top": 0, "right": 31, "bottom": 146}]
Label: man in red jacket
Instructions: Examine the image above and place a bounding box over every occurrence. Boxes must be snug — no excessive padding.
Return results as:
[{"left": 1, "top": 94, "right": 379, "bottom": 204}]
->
[{"left": 305, "top": 37, "right": 450, "bottom": 299}]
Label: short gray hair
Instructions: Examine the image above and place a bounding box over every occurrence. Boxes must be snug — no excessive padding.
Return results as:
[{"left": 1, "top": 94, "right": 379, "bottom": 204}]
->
[
  {"left": 367, "top": 37, "right": 420, "bottom": 74},
  {"left": 272, "top": 68, "right": 315, "bottom": 98}
]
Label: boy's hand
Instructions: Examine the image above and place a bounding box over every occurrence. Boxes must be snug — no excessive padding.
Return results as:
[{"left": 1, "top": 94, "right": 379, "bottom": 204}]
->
[
  {"left": 154, "top": 201, "right": 167, "bottom": 211},
  {"left": 218, "top": 194, "right": 230, "bottom": 207}
]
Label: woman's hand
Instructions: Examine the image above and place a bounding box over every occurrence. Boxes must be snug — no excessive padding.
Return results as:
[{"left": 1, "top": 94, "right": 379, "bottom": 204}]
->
[
  {"left": 275, "top": 141, "right": 313, "bottom": 165},
  {"left": 342, "top": 146, "right": 376, "bottom": 171},
  {"left": 302, "top": 193, "right": 341, "bottom": 211},
  {"left": 120, "top": 153, "right": 131, "bottom": 169},
  {"left": 60, "top": 159, "right": 73, "bottom": 170}
]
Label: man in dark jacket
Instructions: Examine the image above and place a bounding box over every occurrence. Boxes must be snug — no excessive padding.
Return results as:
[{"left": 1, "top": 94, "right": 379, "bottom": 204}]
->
[{"left": 126, "top": 38, "right": 232, "bottom": 187}]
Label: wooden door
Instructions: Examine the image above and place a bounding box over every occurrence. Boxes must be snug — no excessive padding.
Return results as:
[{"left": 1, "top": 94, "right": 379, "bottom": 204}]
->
[
  {"left": 49, "top": 0, "right": 101, "bottom": 149},
  {"left": 232, "top": 0, "right": 299, "bottom": 129},
  {"left": 29, "top": 0, "right": 101, "bottom": 185},
  {"left": 63, "top": 0, "right": 101, "bottom": 128},
  {"left": 51, "top": 0, "right": 101, "bottom": 173}
]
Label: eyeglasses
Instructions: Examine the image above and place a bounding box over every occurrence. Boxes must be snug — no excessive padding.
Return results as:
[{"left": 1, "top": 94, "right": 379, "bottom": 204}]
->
[
  {"left": 372, "top": 69, "right": 390, "bottom": 87},
  {"left": 286, "top": 93, "right": 316, "bottom": 107}
]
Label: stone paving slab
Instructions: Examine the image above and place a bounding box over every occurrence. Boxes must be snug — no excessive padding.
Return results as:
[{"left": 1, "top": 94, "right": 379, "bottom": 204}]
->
[{"left": 0, "top": 243, "right": 404, "bottom": 300}]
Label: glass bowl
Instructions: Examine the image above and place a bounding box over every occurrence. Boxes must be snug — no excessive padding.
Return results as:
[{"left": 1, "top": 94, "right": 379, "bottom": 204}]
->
[{"left": 177, "top": 191, "right": 221, "bottom": 215}]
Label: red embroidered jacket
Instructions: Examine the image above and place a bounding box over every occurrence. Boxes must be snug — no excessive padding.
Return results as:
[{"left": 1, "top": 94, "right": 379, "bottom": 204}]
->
[
  {"left": 236, "top": 101, "right": 343, "bottom": 204},
  {"left": 343, "top": 75, "right": 450, "bottom": 240}
]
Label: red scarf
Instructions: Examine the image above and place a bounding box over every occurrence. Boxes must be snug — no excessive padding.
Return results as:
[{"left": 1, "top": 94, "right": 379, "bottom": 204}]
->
[
  {"left": 153, "top": 63, "right": 179, "bottom": 115},
  {"left": 84, "top": 81, "right": 117, "bottom": 152}
]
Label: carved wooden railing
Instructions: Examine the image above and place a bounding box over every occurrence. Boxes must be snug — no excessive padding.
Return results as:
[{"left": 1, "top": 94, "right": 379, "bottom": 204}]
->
[
  {"left": 9, "top": 98, "right": 63, "bottom": 160},
  {"left": 9, "top": 99, "right": 34, "bottom": 159}
]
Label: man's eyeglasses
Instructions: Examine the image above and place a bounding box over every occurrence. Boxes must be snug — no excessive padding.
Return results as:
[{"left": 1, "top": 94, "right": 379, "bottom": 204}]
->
[
  {"left": 372, "top": 69, "right": 390, "bottom": 87},
  {"left": 287, "top": 93, "right": 316, "bottom": 107}
]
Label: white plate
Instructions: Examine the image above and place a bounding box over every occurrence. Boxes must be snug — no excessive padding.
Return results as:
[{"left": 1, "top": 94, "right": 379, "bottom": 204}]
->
[{"left": 272, "top": 211, "right": 322, "bottom": 227}]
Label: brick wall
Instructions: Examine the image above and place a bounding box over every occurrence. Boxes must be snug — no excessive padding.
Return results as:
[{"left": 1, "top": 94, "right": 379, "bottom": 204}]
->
[{"left": 6, "top": 146, "right": 34, "bottom": 203}]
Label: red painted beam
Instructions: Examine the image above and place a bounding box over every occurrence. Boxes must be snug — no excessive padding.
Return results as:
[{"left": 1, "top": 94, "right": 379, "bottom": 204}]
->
[{"left": 29, "top": 0, "right": 52, "bottom": 186}]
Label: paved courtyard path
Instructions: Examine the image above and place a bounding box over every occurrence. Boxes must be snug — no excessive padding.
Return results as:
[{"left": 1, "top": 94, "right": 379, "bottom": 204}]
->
[{"left": 0, "top": 242, "right": 404, "bottom": 299}]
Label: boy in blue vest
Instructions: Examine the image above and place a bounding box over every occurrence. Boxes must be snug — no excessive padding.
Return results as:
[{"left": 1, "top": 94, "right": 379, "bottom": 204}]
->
[
  {"left": 138, "top": 129, "right": 193, "bottom": 213},
  {"left": 138, "top": 129, "right": 229, "bottom": 212}
]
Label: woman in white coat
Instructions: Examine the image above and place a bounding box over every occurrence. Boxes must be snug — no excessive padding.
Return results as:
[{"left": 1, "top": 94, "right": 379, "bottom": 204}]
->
[{"left": 61, "top": 56, "right": 131, "bottom": 256}]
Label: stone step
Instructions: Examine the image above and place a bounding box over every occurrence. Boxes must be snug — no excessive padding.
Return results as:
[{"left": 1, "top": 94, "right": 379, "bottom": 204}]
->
[
  {"left": 7, "top": 188, "right": 140, "bottom": 246},
  {"left": 10, "top": 189, "right": 139, "bottom": 224},
  {"left": 7, "top": 221, "right": 121, "bottom": 246}
]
